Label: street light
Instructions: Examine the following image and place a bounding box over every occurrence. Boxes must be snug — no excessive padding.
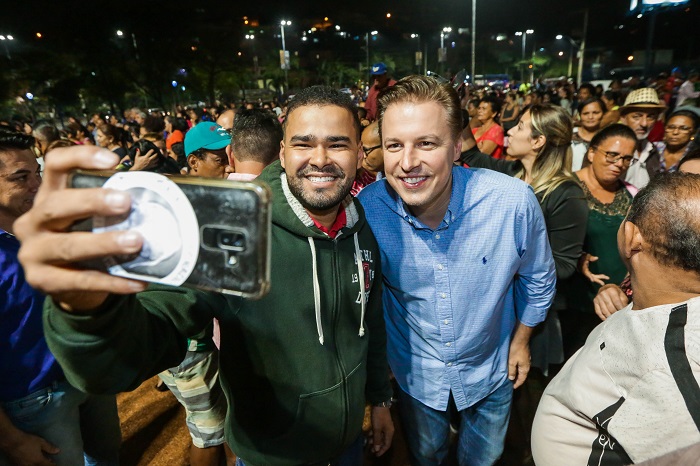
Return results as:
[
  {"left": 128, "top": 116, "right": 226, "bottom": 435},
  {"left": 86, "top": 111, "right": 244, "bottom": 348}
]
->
[
  {"left": 0, "top": 34, "right": 14, "bottom": 60},
  {"left": 556, "top": 34, "right": 577, "bottom": 79},
  {"left": 280, "top": 20, "right": 291, "bottom": 93},
  {"left": 439, "top": 27, "right": 452, "bottom": 71},
  {"left": 116, "top": 29, "right": 139, "bottom": 60},
  {"left": 515, "top": 29, "right": 534, "bottom": 82},
  {"left": 365, "top": 30, "right": 378, "bottom": 84}
]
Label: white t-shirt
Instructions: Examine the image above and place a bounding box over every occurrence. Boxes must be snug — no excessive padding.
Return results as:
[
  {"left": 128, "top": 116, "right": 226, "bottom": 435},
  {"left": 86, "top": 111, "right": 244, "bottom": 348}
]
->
[{"left": 532, "top": 297, "right": 700, "bottom": 465}]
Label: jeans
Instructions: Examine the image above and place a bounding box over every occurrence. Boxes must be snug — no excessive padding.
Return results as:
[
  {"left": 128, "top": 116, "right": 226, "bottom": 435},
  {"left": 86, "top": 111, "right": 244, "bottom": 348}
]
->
[
  {"left": 0, "top": 380, "right": 121, "bottom": 466},
  {"left": 235, "top": 434, "right": 363, "bottom": 466},
  {"left": 397, "top": 379, "right": 513, "bottom": 466}
]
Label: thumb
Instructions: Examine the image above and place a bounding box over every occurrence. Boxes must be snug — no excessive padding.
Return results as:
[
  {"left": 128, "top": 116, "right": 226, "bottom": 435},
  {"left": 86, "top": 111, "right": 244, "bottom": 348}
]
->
[
  {"left": 40, "top": 438, "right": 60, "bottom": 455},
  {"left": 589, "top": 255, "right": 599, "bottom": 262}
]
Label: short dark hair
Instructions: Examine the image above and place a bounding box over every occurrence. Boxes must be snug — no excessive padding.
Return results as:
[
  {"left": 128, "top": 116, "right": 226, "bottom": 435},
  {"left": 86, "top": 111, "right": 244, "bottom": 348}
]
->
[
  {"left": 579, "top": 83, "right": 595, "bottom": 95},
  {"left": 0, "top": 127, "right": 35, "bottom": 152},
  {"left": 589, "top": 123, "right": 637, "bottom": 149},
  {"left": 669, "top": 110, "right": 700, "bottom": 130},
  {"left": 626, "top": 172, "right": 700, "bottom": 274},
  {"left": 284, "top": 85, "right": 361, "bottom": 140},
  {"left": 231, "top": 109, "right": 283, "bottom": 166},
  {"left": 128, "top": 139, "right": 180, "bottom": 174}
]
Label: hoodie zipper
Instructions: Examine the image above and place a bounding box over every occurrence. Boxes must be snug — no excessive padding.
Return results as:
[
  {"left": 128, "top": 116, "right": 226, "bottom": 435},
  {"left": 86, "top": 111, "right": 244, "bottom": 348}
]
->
[{"left": 332, "top": 235, "right": 350, "bottom": 446}]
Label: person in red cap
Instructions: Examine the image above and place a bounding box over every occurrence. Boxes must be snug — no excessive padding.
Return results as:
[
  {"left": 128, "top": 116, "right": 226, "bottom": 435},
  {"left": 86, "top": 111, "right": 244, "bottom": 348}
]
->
[{"left": 364, "top": 62, "right": 396, "bottom": 122}]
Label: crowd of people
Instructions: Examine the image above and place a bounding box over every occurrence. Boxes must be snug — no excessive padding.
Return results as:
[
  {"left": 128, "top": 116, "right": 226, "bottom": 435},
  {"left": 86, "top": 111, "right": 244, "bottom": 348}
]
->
[{"left": 1, "top": 61, "right": 700, "bottom": 466}]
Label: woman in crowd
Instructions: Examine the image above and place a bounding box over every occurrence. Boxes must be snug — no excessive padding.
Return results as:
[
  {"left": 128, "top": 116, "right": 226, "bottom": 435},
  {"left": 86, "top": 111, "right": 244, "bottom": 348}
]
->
[
  {"left": 500, "top": 91, "right": 520, "bottom": 133},
  {"left": 562, "top": 124, "right": 638, "bottom": 357},
  {"left": 95, "top": 123, "right": 128, "bottom": 158},
  {"left": 557, "top": 87, "right": 573, "bottom": 115},
  {"left": 571, "top": 99, "right": 606, "bottom": 171},
  {"left": 462, "top": 104, "right": 588, "bottom": 374},
  {"left": 653, "top": 109, "right": 699, "bottom": 172},
  {"left": 66, "top": 122, "right": 94, "bottom": 145},
  {"left": 466, "top": 98, "right": 480, "bottom": 129},
  {"left": 600, "top": 90, "right": 621, "bottom": 128},
  {"left": 165, "top": 116, "right": 188, "bottom": 157},
  {"left": 472, "top": 95, "right": 504, "bottom": 158}
]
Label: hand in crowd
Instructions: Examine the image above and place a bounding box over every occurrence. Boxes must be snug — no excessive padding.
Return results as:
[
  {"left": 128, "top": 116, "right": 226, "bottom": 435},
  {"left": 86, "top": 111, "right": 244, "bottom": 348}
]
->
[
  {"left": 368, "top": 406, "right": 394, "bottom": 457},
  {"left": 1, "top": 430, "right": 59, "bottom": 466},
  {"left": 593, "top": 284, "right": 629, "bottom": 321},
  {"left": 508, "top": 324, "right": 533, "bottom": 389},
  {"left": 14, "top": 145, "right": 148, "bottom": 312},
  {"left": 578, "top": 253, "right": 610, "bottom": 286},
  {"left": 131, "top": 148, "right": 159, "bottom": 171}
]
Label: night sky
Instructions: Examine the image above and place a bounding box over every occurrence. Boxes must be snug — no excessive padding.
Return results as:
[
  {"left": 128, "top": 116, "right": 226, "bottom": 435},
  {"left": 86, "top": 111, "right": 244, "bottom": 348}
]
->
[{"left": 4, "top": 0, "right": 697, "bottom": 53}]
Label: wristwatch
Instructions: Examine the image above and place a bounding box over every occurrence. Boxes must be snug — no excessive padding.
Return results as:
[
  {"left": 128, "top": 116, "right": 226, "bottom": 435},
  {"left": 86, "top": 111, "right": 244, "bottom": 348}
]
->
[{"left": 373, "top": 399, "right": 393, "bottom": 409}]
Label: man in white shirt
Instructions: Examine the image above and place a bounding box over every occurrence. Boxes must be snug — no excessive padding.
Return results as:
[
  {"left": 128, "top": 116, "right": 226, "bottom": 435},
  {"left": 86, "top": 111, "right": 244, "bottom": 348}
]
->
[
  {"left": 676, "top": 70, "right": 700, "bottom": 108},
  {"left": 532, "top": 172, "right": 700, "bottom": 465}
]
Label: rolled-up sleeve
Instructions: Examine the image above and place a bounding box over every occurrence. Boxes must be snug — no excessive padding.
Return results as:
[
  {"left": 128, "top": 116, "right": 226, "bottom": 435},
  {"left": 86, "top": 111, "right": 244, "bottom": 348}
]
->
[{"left": 514, "top": 189, "right": 557, "bottom": 327}]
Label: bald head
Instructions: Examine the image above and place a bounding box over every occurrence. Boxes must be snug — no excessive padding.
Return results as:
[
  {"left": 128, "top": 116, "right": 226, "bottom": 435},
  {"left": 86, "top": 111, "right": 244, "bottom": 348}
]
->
[
  {"left": 626, "top": 172, "right": 700, "bottom": 274},
  {"left": 216, "top": 109, "right": 236, "bottom": 131}
]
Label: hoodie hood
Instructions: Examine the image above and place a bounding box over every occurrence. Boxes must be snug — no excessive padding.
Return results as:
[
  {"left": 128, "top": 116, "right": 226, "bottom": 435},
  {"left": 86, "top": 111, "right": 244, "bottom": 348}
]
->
[{"left": 258, "top": 160, "right": 368, "bottom": 344}]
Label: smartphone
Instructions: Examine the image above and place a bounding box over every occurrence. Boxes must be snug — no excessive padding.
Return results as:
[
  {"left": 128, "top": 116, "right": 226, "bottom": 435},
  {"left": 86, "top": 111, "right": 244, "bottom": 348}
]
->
[{"left": 68, "top": 170, "right": 271, "bottom": 299}]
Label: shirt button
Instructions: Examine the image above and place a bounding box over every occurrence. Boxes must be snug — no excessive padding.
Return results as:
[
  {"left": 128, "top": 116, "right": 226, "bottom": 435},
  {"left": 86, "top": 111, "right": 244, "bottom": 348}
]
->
[
  {"left": 437, "top": 264, "right": 444, "bottom": 270},
  {"left": 444, "top": 319, "right": 449, "bottom": 325},
  {"left": 441, "top": 293, "right": 447, "bottom": 299},
  {"left": 447, "top": 362, "right": 453, "bottom": 367},
  {"left": 435, "top": 233, "right": 441, "bottom": 239},
  {"left": 445, "top": 342, "right": 452, "bottom": 347}
]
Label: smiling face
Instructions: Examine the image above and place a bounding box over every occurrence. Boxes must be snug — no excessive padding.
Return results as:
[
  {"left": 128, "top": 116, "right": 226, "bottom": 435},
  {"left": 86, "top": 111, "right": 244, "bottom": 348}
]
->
[
  {"left": 587, "top": 136, "right": 637, "bottom": 185},
  {"left": 381, "top": 100, "right": 460, "bottom": 222},
  {"left": 280, "top": 105, "right": 362, "bottom": 218}
]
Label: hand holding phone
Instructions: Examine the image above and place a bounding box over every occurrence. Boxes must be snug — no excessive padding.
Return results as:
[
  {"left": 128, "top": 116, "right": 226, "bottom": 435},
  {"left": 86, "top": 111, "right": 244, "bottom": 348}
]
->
[{"left": 14, "top": 146, "right": 149, "bottom": 312}]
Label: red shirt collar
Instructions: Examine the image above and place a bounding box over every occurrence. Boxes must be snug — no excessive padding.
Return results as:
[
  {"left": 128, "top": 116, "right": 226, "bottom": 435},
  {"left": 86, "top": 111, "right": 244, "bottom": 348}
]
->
[{"left": 311, "top": 205, "right": 347, "bottom": 239}]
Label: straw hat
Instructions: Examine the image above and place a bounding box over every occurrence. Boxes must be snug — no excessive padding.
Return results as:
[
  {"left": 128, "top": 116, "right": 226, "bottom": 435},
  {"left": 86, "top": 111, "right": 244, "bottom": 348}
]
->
[{"left": 620, "top": 88, "right": 666, "bottom": 114}]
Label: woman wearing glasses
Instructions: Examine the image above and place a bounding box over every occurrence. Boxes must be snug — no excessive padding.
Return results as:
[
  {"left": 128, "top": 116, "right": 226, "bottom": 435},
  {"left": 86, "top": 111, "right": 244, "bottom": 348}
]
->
[
  {"left": 561, "top": 124, "right": 638, "bottom": 357},
  {"left": 653, "top": 109, "right": 699, "bottom": 172}
]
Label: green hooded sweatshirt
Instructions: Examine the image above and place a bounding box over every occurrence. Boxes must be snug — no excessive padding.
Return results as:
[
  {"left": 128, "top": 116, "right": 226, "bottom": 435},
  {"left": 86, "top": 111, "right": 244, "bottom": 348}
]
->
[{"left": 44, "top": 160, "right": 392, "bottom": 466}]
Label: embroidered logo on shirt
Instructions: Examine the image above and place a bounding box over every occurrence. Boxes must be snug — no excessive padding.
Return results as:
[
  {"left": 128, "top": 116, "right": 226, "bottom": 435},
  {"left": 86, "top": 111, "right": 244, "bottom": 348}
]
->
[{"left": 482, "top": 256, "right": 488, "bottom": 264}]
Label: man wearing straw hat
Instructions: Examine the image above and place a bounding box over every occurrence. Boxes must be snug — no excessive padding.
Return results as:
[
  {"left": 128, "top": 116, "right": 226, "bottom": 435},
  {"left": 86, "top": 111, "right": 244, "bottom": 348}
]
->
[{"left": 619, "top": 88, "right": 666, "bottom": 189}]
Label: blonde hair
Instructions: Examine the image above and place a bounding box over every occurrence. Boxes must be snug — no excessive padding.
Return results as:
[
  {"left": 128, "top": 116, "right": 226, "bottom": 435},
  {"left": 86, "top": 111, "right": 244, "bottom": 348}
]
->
[
  {"left": 377, "top": 75, "right": 462, "bottom": 142},
  {"left": 516, "top": 104, "right": 576, "bottom": 200}
]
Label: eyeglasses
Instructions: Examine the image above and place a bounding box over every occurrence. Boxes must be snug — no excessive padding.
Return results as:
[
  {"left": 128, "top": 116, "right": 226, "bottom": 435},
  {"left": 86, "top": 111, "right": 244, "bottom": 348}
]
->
[
  {"left": 665, "top": 125, "right": 694, "bottom": 133},
  {"left": 363, "top": 144, "right": 382, "bottom": 156},
  {"left": 593, "top": 147, "right": 635, "bottom": 167}
]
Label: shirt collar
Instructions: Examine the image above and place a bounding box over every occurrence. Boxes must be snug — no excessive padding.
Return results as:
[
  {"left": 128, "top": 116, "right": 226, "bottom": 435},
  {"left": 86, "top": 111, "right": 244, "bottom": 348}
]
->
[{"left": 310, "top": 205, "right": 347, "bottom": 239}]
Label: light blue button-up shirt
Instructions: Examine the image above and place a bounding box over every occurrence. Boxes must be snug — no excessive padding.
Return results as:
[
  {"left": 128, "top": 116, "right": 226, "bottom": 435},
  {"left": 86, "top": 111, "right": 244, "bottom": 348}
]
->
[{"left": 358, "top": 166, "right": 556, "bottom": 411}]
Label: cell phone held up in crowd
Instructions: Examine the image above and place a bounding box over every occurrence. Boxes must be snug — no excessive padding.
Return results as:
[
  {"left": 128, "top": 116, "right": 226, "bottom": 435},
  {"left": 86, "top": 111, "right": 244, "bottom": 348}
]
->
[{"left": 68, "top": 170, "right": 271, "bottom": 299}]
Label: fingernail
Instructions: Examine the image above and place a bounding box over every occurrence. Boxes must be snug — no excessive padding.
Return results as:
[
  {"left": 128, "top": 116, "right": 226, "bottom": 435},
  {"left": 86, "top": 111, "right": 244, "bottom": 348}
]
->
[
  {"left": 94, "top": 150, "right": 118, "bottom": 168},
  {"left": 127, "top": 280, "right": 148, "bottom": 291},
  {"left": 117, "top": 231, "right": 142, "bottom": 248},
  {"left": 105, "top": 191, "right": 129, "bottom": 209}
]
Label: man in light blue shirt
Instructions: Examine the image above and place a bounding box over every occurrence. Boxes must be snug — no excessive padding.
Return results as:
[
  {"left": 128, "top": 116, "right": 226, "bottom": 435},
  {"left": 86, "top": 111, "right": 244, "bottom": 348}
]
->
[{"left": 357, "top": 75, "right": 556, "bottom": 466}]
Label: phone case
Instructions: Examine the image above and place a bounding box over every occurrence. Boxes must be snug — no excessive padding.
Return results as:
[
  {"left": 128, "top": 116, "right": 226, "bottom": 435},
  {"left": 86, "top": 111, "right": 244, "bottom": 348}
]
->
[{"left": 68, "top": 170, "right": 271, "bottom": 299}]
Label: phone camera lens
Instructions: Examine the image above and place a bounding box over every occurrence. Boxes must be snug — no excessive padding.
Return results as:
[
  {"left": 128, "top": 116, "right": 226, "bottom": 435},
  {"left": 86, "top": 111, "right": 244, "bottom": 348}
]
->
[{"left": 217, "top": 231, "right": 246, "bottom": 251}]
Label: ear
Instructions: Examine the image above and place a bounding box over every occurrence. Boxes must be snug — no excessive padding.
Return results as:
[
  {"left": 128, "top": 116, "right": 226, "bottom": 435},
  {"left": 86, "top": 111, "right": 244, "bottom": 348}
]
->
[
  {"left": 225, "top": 145, "right": 236, "bottom": 170},
  {"left": 279, "top": 140, "right": 286, "bottom": 168},
  {"left": 187, "top": 154, "right": 198, "bottom": 172},
  {"left": 531, "top": 134, "right": 546, "bottom": 152},
  {"left": 453, "top": 139, "right": 463, "bottom": 163},
  {"left": 587, "top": 147, "right": 595, "bottom": 164},
  {"left": 621, "top": 221, "right": 644, "bottom": 260}
]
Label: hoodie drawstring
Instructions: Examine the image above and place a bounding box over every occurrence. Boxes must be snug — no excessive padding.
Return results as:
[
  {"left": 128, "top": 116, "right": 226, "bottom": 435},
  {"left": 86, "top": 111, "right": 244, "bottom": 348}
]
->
[
  {"left": 307, "top": 237, "right": 324, "bottom": 345},
  {"left": 353, "top": 233, "right": 366, "bottom": 337},
  {"left": 307, "top": 234, "right": 367, "bottom": 345}
]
